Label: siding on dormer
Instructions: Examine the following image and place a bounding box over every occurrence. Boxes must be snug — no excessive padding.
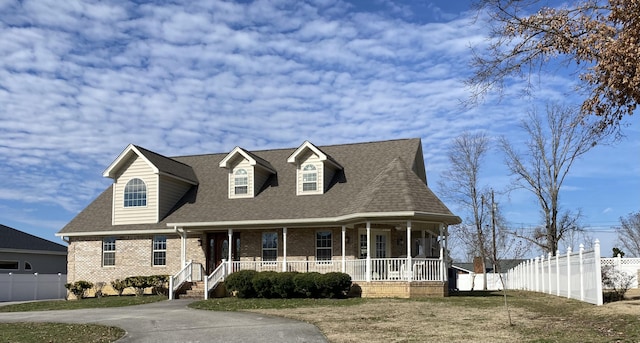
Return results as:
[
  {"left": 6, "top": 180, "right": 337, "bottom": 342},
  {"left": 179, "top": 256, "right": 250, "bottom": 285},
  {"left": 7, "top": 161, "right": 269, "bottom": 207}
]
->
[
  {"left": 229, "top": 159, "right": 253, "bottom": 198},
  {"left": 113, "top": 156, "right": 158, "bottom": 225},
  {"left": 158, "top": 175, "right": 192, "bottom": 220},
  {"left": 296, "top": 151, "right": 324, "bottom": 195}
]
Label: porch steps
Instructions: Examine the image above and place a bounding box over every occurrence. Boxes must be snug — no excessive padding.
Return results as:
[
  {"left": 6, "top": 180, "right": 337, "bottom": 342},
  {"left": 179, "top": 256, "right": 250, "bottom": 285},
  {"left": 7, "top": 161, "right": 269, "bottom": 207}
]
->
[{"left": 176, "top": 282, "right": 206, "bottom": 299}]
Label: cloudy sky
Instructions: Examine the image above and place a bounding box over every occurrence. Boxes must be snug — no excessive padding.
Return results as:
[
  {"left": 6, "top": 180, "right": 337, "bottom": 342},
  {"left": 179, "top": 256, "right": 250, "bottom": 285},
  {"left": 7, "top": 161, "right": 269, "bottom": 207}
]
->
[{"left": 1, "top": 0, "right": 638, "bottom": 259}]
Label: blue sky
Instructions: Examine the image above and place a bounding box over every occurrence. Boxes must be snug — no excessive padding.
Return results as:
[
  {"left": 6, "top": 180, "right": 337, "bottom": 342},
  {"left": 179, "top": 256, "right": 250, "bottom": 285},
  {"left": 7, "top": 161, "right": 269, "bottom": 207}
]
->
[{"left": 0, "top": 0, "right": 638, "bottom": 259}]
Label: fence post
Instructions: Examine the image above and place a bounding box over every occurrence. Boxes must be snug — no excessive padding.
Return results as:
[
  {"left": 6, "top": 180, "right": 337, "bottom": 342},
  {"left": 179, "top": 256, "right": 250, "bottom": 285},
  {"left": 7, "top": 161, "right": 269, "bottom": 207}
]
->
[
  {"left": 556, "top": 250, "right": 560, "bottom": 296},
  {"left": 8, "top": 272, "right": 13, "bottom": 301},
  {"left": 594, "top": 239, "right": 603, "bottom": 305},
  {"left": 33, "top": 273, "right": 39, "bottom": 300},
  {"left": 548, "top": 252, "right": 552, "bottom": 295},
  {"left": 567, "top": 247, "right": 572, "bottom": 299},
  {"left": 57, "top": 273, "right": 62, "bottom": 299},
  {"left": 579, "top": 244, "right": 585, "bottom": 301},
  {"left": 616, "top": 253, "right": 622, "bottom": 269},
  {"left": 534, "top": 257, "right": 540, "bottom": 292}
]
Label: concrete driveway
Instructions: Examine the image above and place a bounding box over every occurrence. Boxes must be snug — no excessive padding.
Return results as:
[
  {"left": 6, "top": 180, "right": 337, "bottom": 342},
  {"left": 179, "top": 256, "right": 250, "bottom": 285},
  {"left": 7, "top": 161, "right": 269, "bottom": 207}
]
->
[{"left": 0, "top": 299, "right": 328, "bottom": 343}]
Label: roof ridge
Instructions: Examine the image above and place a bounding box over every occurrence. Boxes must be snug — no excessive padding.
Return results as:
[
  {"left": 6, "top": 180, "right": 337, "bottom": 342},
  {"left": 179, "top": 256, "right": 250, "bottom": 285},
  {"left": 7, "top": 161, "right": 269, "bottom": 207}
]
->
[{"left": 169, "top": 138, "right": 420, "bottom": 159}]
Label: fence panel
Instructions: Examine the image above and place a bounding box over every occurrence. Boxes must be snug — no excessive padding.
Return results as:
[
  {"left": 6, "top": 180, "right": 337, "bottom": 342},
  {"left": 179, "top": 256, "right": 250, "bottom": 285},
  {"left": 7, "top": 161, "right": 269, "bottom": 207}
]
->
[
  {"left": 0, "top": 273, "right": 67, "bottom": 302},
  {"left": 506, "top": 240, "right": 603, "bottom": 305}
]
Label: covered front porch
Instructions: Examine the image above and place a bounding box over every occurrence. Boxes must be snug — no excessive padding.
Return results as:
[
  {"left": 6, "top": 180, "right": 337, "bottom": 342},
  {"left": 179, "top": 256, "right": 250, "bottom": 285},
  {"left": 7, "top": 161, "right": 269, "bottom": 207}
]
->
[{"left": 169, "top": 219, "right": 451, "bottom": 299}]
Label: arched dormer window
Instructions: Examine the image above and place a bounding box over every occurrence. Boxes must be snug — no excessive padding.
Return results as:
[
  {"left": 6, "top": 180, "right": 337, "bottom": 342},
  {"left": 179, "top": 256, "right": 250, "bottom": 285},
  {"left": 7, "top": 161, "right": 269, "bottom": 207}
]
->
[
  {"left": 302, "top": 164, "right": 317, "bottom": 192},
  {"left": 234, "top": 169, "right": 248, "bottom": 195},
  {"left": 124, "top": 178, "right": 147, "bottom": 207}
]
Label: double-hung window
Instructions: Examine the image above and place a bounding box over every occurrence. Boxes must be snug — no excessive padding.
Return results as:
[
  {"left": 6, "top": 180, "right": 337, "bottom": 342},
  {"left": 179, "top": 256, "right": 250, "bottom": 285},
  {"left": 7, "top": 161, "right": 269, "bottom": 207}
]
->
[
  {"left": 262, "top": 232, "right": 277, "bottom": 262},
  {"left": 316, "top": 231, "right": 332, "bottom": 262},
  {"left": 302, "top": 164, "right": 317, "bottom": 192},
  {"left": 234, "top": 169, "right": 248, "bottom": 195},
  {"left": 153, "top": 235, "right": 167, "bottom": 266},
  {"left": 103, "top": 237, "right": 116, "bottom": 266}
]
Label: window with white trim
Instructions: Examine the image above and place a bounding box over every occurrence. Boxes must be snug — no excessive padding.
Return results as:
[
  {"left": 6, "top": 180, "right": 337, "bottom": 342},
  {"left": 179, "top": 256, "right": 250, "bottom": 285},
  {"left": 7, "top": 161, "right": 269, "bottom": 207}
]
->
[
  {"left": 124, "top": 178, "right": 147, "bottom": 207},
  {"left": 103, "top": 237, "right": 116, "bottom": 266},
  {"left": 302, "top": 164, "right": 317, "bottom": 192},
  {"left": 234, "top": 169, "right": 248, "bottom": 195},
  {"left": 153, "top": 235, "right": 167, "bottom": 266},
  {"left": 262, "top": 232, "right": 277, "bottom": 262},
  {"left": 316, "top": 231, "right": 332, "bottom": 261}
]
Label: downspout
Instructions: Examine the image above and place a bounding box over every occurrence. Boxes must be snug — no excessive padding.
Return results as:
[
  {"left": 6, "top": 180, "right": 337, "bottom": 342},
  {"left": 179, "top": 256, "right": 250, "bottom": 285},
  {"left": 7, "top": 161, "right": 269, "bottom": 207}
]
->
[{"left": 175, "top": 226, "right": 186, "bottom": 267}]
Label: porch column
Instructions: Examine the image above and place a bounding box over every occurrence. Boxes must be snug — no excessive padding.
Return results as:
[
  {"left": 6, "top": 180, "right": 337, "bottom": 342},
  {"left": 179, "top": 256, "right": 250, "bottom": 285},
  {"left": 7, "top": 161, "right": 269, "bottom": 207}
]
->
[
  {"left": 177, "top": 226, "right": 186, "bottom": 267},
  {"left": 406, "top": 221, "right": 412, "bottom": 282},
  {"left": 439, "top": 223, "right": 446, "bottom": 281},
  {"left": 282, "top": 227, "right": 288, "bottom": 272},
  {"left": 341, "top": 225, "right": 346, "bottom": 273},
  {"left": 366, "top": 221, "right": 371, "bottom": 282},
  {"left": 227, "top": 229, "right": 233, "bottom": 272}
]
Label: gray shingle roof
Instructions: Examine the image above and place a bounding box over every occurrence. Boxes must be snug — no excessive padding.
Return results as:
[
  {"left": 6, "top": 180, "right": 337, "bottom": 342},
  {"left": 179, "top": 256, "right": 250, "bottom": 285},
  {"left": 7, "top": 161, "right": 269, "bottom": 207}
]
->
[
  {"left": 134, "top": 145, "right": 198, "bottom": 184},
  {"left": 1, "top": 224, "right": 67, "bottom": 252},
  {"left": 59, "top": 138, "right": 460, "bottom": 234}
]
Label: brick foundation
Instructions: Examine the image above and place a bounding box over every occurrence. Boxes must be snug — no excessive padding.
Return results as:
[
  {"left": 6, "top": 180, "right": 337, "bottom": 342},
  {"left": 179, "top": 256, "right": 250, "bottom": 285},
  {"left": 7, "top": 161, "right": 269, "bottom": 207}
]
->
[{"left": 357, "top": 281, "right": 448, "bottom": 298}]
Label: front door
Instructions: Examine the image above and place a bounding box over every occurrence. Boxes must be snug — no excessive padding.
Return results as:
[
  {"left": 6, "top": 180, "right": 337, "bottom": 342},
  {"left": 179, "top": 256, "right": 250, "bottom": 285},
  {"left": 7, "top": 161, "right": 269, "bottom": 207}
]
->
[{"left": 206, "top": 232, "right": 240, "bottom": 274}]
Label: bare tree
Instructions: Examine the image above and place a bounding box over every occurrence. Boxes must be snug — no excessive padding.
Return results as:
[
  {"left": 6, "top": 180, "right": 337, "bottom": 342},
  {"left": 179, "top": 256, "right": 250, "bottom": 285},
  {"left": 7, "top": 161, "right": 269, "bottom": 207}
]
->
[
  {"left": 500, "top": 104, "right": 600, "bottom": 255},
  {"left": 439, "top": 132, "right": 491, "bottom": 290},
  {"left": 469, "top": 0, "right": 640, "bottom": 134},
  {"left": 615, "top": 211, "right": 640, "bottom": 257}
]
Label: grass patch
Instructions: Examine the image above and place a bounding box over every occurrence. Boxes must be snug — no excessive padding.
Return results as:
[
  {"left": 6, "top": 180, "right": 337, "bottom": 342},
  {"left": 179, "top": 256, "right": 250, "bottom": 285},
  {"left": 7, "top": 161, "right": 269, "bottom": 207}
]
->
[
  {"left": 0, "top": 295, "right": 166, "bottom": 312},
  {"left": 190, "top": 297, "right": 366, "bottom": 311},
  {"left": 191, "top": 292, "right": 640, "bottom": 343},
  {"left": 0, "top": 322, "right": 124, "bottom": 343}
]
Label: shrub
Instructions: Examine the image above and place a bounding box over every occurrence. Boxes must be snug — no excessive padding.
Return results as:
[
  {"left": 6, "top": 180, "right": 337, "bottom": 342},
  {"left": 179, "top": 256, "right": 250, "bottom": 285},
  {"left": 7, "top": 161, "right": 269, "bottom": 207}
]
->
[
  {"left": 65, "top": 280, "right": 93, "bottom": 299},
  {"left": 111, "top": 279, "right": 128, "bottom": 296},
  {"left": 150, "top": 275, "right": 169, "bottom": 296},
  {"left": 224, "top": 270, "right": 258, "bottom": 298},
  {"left": 124, "top": 276, "right": 154, "bottom": 296},
  {"left": 252, "top": 271, "right": 277, "bottom": 298},
  {"left": 294, "top": 272, "right": 322, "bottom": 298},
  {"left": 602, "top": 266, "right": 636, "bottom": 302},
  {"left": 94, "top": 282, "right": 106, "bottom": 298},
  {"left": 272, "top": 272, "right": 298, "bottom": 298},
  {"left": 318, "top": 272, "right": 352, "bottom": 298}
]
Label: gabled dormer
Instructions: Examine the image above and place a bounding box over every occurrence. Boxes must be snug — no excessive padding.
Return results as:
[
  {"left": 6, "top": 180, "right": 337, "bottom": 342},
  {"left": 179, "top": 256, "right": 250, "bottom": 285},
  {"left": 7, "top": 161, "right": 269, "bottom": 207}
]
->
[
  {"left": 103, "top": 144, "right": 198, "bottom": 225},
  {"left": 287, "top": 141, "right": 343, "bottom": 195},
  {"left": 219, "top": 147, "right": 276, "bottom": 199}
]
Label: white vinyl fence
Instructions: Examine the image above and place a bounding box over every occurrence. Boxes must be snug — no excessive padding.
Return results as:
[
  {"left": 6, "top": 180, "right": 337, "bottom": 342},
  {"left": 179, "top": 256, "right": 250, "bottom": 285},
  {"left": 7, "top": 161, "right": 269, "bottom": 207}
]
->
[
  {"left": 505, "top": 240, "right": 604, "bottom": 305},
  {"left": 456, "top": 273, "right": 505, "bottom": 291},
  {"left": 0, "top": 273, "right": 67, "bottom": 302}
]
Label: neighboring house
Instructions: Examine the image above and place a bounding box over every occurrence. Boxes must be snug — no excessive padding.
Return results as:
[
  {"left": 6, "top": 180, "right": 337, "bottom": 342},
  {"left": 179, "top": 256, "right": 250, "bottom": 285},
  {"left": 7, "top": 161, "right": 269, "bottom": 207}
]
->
[
  {"left": 56, "top": 138, "right": 461, "bottom": 298},
  {"left": 1, "top": 224, "right": 67, "bottom": 274}
]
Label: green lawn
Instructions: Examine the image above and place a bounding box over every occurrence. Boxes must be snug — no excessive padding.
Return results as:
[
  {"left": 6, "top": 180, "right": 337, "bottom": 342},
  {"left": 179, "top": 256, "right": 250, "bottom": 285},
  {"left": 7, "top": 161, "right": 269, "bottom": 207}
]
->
[
  {"left": 0, "top": 295, "right": 166, "bottom": 312},
  {"left": 0, "top": 295, "right": 165, "bottom": 343}
]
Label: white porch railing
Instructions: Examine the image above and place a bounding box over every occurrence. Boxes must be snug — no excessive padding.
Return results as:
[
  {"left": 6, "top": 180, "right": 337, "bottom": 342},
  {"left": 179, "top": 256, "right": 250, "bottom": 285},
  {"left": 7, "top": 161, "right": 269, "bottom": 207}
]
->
[
  {"left": 224, "top": 258, "right": 444, "bottom": 283},
  {"left": 169, "top": 260, "right": 202, "bottom": 300},
  {"left": 204, "top": 260, "right": 228, "bottom": 300}
]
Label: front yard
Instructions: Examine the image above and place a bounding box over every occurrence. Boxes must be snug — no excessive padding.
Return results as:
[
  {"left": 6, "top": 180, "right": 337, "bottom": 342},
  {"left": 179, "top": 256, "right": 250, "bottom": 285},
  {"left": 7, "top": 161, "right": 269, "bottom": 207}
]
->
[{"left": 193, "top": 291, "right": 640, "bottom": 343}]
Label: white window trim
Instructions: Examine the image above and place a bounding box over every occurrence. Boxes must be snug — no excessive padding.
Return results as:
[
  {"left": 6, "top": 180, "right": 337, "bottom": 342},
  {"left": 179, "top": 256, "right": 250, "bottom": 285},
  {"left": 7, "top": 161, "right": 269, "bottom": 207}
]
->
[
  {"left": 152, "top": 235, "right": 167, "bottom": 266},
  {"left": 298, "top": 163, "right": 322, "bottom": 195},
  {"left": 102, "top": 237, "right": 116, "bottom": 267},
  {"left": 229, "top": 167, "right": 253, "bottom": 199},
  {"left": 315, "top": 230, "right": 333, "bottom": 263},
  {"left": 262, "top": 232, "right": 278, "bottom": 262},
  {"left": 123, "top": 178, "right": 148, "bottom": 208}
]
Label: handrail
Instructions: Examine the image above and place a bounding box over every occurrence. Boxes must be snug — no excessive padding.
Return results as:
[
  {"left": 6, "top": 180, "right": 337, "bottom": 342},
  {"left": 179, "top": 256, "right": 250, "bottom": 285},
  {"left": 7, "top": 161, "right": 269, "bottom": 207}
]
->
[
  {"left": 169, "top": 261, "right": 194, "bottom": 300},
  {"left": 204, "top": 260, "right": 228, "bottom": 300}
]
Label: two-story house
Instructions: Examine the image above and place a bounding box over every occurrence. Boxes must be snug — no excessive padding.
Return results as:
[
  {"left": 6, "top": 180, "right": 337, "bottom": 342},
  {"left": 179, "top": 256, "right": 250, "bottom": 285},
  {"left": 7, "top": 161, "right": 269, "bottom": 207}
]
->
[{"left": 56, "top": 138, "right": 461, "bottom": 298}]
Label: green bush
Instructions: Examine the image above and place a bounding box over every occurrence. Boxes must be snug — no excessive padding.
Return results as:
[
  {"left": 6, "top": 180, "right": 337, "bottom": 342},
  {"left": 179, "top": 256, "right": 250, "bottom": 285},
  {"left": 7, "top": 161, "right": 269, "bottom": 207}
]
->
[
  {"left": 252, "top": 271, "right": 277, "bottom": 298},
  {"left": 124, "top": 276, "right": 154, "bottom": 296},
  {"left": 272, "top": 272, "right": 298, "bottom": 298},
  {"left": 224, "top": 270, "right": 258, "bottom": 298},
  {"left": 294, "top": 272, "right": 322, "bottom": 298},
  {"left": 319, "top": 272, "right": 352, "bottom": 298},
  {"left": 65, "top": 280, "right": 94, "bottom": 299},
  {"left": 111, "top": 279, "right": 127, "bottom": 296},
  {"left": 149, "top": 275, "right": 169, "bottom": 296}
]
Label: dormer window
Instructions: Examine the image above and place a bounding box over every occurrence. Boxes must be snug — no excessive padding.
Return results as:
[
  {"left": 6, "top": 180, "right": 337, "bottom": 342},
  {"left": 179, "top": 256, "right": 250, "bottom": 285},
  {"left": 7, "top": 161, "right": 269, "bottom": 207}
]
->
[
  {"left": 124, "top": 178, "right": 147, "bottom": 207},
  {"left": 234, "top": 169, "right": 248, "bottom": 195},
  {"left": 302, "top": 164, "right": 318, "bottom": 192}
]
